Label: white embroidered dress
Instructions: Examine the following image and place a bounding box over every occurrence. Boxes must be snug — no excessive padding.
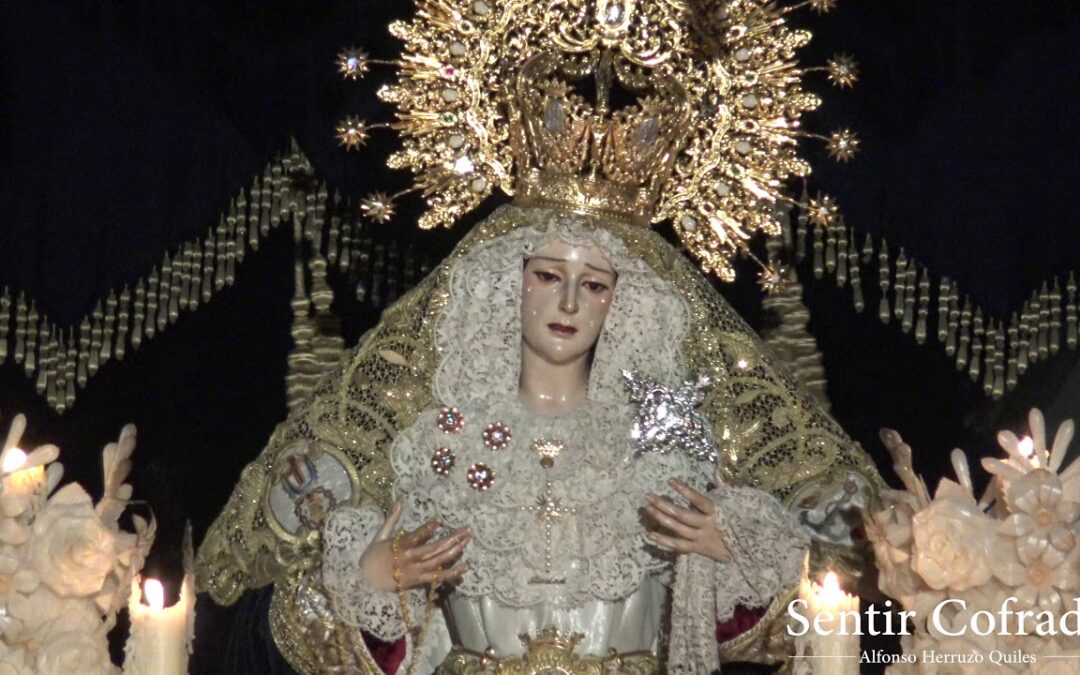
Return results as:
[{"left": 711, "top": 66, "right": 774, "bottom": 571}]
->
[{"left": 321, "top": 213, "right": 809, "bottom": 673}]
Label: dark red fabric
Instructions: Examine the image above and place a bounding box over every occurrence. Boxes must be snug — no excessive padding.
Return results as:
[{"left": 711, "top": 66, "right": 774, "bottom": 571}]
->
[
  {"left": 715, "top": 604, "right": 768, "bottom": 643},
  {"left": 363, "top": 633, "right": 407, "bottom": 675}
]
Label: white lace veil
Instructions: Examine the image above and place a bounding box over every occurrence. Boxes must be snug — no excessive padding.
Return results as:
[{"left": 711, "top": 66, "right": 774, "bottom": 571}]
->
[{"left": 433, "top": 207, "right": 690, "bottom": 409}]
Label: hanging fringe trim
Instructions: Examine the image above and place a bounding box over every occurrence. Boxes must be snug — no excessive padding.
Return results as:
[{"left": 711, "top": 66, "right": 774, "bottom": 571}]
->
[
  {"left": 791, "top": 195, "right": 1078, "bottom": 400},
  {"left": 0, "top": 139, "right": 430, "bottom": 414}
]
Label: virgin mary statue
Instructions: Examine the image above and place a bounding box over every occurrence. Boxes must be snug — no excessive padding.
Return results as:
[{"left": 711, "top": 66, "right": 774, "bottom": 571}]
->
[{"left": 197, "top": 1, "right": 882, "bottom": 673}]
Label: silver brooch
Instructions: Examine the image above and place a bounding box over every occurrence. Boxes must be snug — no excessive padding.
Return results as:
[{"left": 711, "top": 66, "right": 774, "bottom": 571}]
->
[{"left": 622, "top": 369, "right": 718, "bottom": 463}]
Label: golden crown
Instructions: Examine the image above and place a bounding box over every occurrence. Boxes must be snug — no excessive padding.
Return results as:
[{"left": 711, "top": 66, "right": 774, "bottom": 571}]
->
[
  {"left": 510, "top": 50, "right": 689, "bottom": 226},
  {"left": 337, "top": 0, "right": 859, "bottom": 281}
]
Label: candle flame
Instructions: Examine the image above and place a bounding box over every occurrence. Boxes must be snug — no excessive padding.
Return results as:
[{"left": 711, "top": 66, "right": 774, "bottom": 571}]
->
[
  {"left": 818, "top": 570, "right": 846, "bottom": 604},
  {"left": 1, "top": 448, "right": 27, "bottom": 474},
  {"left": 144, "top": 578, "right": 165, "bottom": 610}
]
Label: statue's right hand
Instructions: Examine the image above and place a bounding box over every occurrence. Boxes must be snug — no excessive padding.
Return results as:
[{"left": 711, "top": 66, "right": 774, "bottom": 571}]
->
[{"left": 361, "top": 502, "right": 470, "bottom": 592}]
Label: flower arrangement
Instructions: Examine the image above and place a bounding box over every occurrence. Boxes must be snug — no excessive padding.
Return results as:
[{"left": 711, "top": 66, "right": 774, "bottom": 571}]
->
[
  {"left": 868, "top": 408, "right": 1080, "bottom": 673},
  {"left": 0, "top": 414, "right": 155, "bottom": 674}
]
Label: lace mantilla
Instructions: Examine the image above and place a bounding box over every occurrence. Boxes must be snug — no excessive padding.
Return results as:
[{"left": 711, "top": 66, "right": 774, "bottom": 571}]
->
[
  {"left": 434, "top": 209, "right": 690, "bottom": 409},
  {"left": 392, "top": 397, "right": 709, "bottom": 609}
]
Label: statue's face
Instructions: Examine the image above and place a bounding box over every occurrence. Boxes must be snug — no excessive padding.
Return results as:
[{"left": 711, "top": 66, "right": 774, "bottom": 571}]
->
[{"left": 521, "top": 240, "right": 616, "bottom": 365}]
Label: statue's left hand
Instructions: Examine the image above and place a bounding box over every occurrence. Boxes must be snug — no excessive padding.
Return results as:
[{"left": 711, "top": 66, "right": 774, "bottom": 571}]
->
[{"left": 644, "top": 478, "right": 731, "bottom": 562}]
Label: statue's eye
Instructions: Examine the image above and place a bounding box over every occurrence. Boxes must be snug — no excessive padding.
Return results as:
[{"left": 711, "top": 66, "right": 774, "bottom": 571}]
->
[
  {"left": 533, "top": 270, "right": 560, "bottom": 283},
  {"left": 583, "top": 281, "right": 609, "bottom": 293}
]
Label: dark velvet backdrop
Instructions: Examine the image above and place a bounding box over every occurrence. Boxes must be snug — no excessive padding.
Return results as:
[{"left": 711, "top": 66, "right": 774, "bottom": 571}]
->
[{"left": 3, "top": 1, "right": 1080, "bottom": 672}]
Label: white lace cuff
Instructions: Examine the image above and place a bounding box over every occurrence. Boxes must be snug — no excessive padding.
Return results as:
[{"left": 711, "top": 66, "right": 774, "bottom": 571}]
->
[
  {"left": 321, "top": 504, "right": 424, "bottom": 642},
  {"left": 667, "top": 484, "right": 809, "bottom": 674},
  {"left": 710, "top": 484, "right": 809, "bottom": 620}
]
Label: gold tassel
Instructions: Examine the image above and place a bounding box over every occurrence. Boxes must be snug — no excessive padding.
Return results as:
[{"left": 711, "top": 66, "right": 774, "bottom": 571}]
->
[
  {"left": 250, "top": 177, "right": 263, "bottom": 250},
  {"left": 1067, "top": 272, "right": 1078, "bottom": 349},
  {"left": 225, "top": 237, "right": 237, "bottom": 287},
  {"left": 992, "top": 322, "right": 1006, "bottom": 398},
  {"left": 893, "top": 249, "right": 907, "bottom": 322},
  {"left": 835, "top": 224, "right": 848, "bottom": 286},
  {"left": 915, "top": 266, "right": 929, "bottom": 344},
  {"left": 861, "top": 233, "right": 874, "bottom": 265},
  {"left": 215, "top": 216, "right": 228, "bottom": 291},
  {"left": 1037, "top": 283, "right": 1050, "bottom": 360},
  {"left": 901, "top": 262, "right": 917, "bottom": 334},
  {"left": 34, "top": 319, "right": 48, "bottom": 394},
  {"left": 1026, "top": 296, "right": 1039, "bottom": 365},
  {"left": 116, "top": 286, "right": 130, "bottom": 361},
  {"left": 77, "top": 317, "right": 90, "bottom": 388},
  {"left": 982, "top": 320, "right": 996, "bottom": 395},
  {"left": 339, "top": 219, "right": 354, "bottom": 273},
  {"left": 179, "top": 244, "right": 192, "bottom": 312},
  {"left": 848, "top": 232, "right": 864, "bottom": 312},
  {"left": 89, "top": 300, "right": 102, "bottom": 376},
  {"left": 25, "top": 303, "right": 39, "bottom": 376},
  {"left": 132, "top": 280, "right": 146, "bottom": 349},
  {"left": 0, "top": 287, "right": 10, "bottom": 363},
  {"left": 824, "top": 221, "right": 837, "bottom": 275},
  {"left": 64, "top": 328, "right": 77, "bottom": 407},
  {"left": 1006, "top": 314, "right": 1019, "bottom": 390},
  {"left": 812, "top": 222, "right": 824, "bottom": 279},
  {"left": 1018, "top": 299, "right": 1032, "bottom": 374},
  {"left": 878, "top": 239, "right": 891, "bottom": 323},
  {"left": 1050, "top": 278, "right": 1062, "bottom": 356},
  {"left": 937, "top": 278, "right": 951, "bottom": 343},
  {"left": 270, "top": 162, "right": 283, "bottom": 229},
  {"left": 202, "top": 235, "right": 215, "bottom": 303},
  {"left": 947, "top": 284, "right": 960, "bottom": 356},
  {"left": 188, "top": 242, "right": 202, "bottom": 311},
  {"left": 101, "top": 290, "right": 117, "bottom": 363},
  {"left": 14, "top": 293, "right": 27, "bottom": 365},
  {"left": 328, "top": 214, "right": 341, "bottom": 265},
  {"left": 795, "top": 205, "right": 808, "bottom": 263},
  {"left": 956, "top": 297, "right": 971, "bottom": 372},
  {"left": 157, "top": 255, "right": 172, "bottom": 331},
  {"left": 968, "top": 309, "right": 983, "bottom": 382},
  {"left": 168, "top": 249, "right": 181, "bottom": 323},
  {"left": 235, "top": 192, "right": 248, "bottom": 264}
]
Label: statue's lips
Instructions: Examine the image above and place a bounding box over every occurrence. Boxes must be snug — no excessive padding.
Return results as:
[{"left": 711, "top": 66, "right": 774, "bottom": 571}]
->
[{"left": 547, "top": 323, "right": 577, "bottom": 337}]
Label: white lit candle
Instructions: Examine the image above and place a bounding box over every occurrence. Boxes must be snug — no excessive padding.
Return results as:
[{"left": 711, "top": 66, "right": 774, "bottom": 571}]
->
[
  {"left": 798, "top": 569, "right": 860, "bottom": 675},
  {"left": 124, "top": 574, "right": 194, "bottom": 675},
  {"left": 0, "top": 447, "right": 46, "bottom": 498}
]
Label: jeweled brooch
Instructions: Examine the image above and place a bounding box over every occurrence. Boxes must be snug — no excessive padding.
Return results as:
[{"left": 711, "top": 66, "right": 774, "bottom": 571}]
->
[
  {"left": 482, "top": 422, "right": 512, "bottom": 450},
  {"left": 466, "top": 463, "right": 495, "bottom": 491},
  {"left": 430, "top": 447, "right": 455, "bottom": 476},
  {"left": 437, "top": 406, "right": 465, "bottom": 434}
]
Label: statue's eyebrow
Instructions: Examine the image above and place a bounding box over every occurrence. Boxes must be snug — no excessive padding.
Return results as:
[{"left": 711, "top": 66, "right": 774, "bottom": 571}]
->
[{"left": 528, "top": 255, "right": 615, "bottom": 276}]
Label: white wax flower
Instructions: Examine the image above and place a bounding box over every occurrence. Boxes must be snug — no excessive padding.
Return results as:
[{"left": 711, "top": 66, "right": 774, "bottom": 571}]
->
[
  {"left": 33, "top": 631, "right": 116, "bottom": 675},
  {"left": 28, "top": 484, "right": 117, "bottom": 598},
  {"left": 911, "top": 498, "right": 996, "bottom": 591}
]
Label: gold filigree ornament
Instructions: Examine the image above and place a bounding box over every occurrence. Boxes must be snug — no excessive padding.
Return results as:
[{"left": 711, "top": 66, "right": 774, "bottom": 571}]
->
[
  {"left": 442, "top": 628, "right": 659, "bottom": 674},
  {"left": 339, "top": 0, "right": 861, "bottom": 281}
]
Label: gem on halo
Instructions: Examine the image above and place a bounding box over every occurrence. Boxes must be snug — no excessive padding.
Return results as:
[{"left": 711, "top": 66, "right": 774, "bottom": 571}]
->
[
  {"left": 437, "top": 406, "right": 465, "bottom": 434},
  {"left": 431, "top": 447, "right": 456, "bottom": 475},
  {"left": 467, "top": 463, "right": 494, "bottom": 490},
  {"left": 482, "top": 422, "right": 512, "bottom": 450}
]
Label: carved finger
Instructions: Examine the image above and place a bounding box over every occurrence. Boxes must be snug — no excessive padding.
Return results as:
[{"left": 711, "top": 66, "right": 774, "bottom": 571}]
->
[
  {"left": 374, "top": 503, "right": 403, "bottom": 542},
  {"left": 414, "top": 528, "right": 470, "bottom": 562},
  {"left": 647, "top": 531, "right": 693, "bottom": 553},
  {"left": 645, "top": 494, "right": 708, "bottom": 528},
  {"left": 419, "top": 540, "right": 468, "bottom": 572},
  {"left": 422, "top": 562, "right": 468, "bottom": 585},
  {"left": 645, "top": 504, "right": 699, "bottom": 540},
  {"left": 401, "top": 518, "right": 440, "bottom": 549},
  {"left": 669, "top": 478, "right": 713, "bottom": 515}
]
